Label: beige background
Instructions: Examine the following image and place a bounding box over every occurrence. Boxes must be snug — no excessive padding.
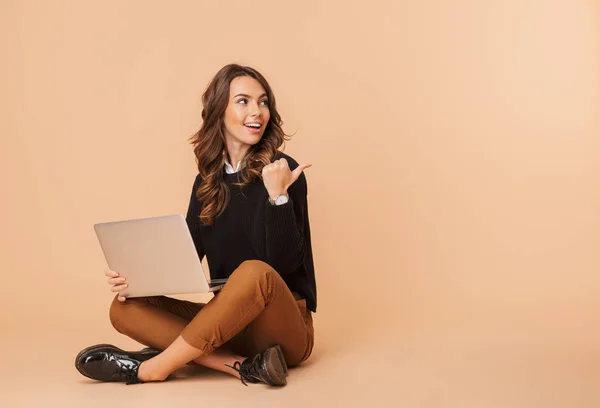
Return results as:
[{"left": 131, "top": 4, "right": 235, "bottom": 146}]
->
[{"left": 1, "top": 0, "right": 599, "bottom": 406}]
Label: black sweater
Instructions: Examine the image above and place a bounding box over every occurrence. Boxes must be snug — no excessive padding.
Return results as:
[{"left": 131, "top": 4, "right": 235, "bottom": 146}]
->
[{"left": 185, "top": 151, "right": 317, "bottom": 312}]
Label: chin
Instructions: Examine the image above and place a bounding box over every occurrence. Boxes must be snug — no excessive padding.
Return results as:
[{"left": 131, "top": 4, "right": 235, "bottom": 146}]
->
[{"left": 241, "top": 135, "right": 264, "bottom": 145}]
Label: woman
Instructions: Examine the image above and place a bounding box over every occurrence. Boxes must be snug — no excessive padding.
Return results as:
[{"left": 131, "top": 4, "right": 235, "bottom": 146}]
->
[{"left": 75, "top": 64, "right": 317, "bottom": 387}]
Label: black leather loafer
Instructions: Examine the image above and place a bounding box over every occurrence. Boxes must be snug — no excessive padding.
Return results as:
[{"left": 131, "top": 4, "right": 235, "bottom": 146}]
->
[
  {"left": 226, "top": 344, "right": 288, "bottom": 386},
  {"left": 75, "top": 343, "right": 161, "bottom": 385}
]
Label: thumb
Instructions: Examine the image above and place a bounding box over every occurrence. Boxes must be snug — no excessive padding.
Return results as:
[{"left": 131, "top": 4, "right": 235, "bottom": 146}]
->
[{"left": 291, "top": 163, "right": 312, "bottom": 181}]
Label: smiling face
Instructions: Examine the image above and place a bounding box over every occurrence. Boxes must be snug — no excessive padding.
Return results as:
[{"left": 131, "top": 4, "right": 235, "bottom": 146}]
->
[{"left": 222, "top": 75, "right": 271, "bottom": 157}]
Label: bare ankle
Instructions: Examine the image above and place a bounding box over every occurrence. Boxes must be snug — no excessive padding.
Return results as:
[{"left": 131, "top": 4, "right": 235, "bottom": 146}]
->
[{"left": 137, "top": 360, "right": 168, "bottom": 382}]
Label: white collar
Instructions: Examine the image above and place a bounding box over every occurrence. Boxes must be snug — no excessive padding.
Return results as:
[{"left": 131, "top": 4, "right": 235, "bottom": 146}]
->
[{"left": 224, "top": 157, "right": 245, "bottom": 174}]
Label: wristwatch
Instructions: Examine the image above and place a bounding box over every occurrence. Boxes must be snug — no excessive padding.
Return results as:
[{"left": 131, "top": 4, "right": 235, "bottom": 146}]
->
[{"left": 268, "top": 194, "right": 289, "bottom": 206}]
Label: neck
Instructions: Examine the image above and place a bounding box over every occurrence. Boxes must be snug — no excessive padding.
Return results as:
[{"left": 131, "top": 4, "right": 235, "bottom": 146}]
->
[{"left": 225, "top": 144, "right": 250, "bottom": 171}]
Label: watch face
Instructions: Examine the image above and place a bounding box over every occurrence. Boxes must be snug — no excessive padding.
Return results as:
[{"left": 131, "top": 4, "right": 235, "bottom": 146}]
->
[{"left": 275, "top": 195, "right": 289, "bottom": 205}]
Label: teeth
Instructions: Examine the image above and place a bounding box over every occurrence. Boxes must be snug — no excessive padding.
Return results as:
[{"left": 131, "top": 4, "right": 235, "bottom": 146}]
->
[{"left": 245, "top": 123, "right": 261, "bottom": 128}]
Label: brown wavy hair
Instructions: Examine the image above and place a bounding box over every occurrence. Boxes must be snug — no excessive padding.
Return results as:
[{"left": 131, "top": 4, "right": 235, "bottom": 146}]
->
[{"left": 188, "top": 64, "right": 291, "bottom": 226}]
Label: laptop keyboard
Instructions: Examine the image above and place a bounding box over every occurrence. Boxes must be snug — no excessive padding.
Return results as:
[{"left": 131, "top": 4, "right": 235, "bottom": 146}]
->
[{"left": 208, "top": 279, "right": 227, "bottom": 287}]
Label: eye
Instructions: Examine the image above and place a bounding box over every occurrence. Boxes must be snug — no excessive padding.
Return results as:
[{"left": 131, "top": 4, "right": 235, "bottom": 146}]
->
[
  {"left": 237, "top": 98, "right": 247, "bottom": 104},
  {"left": 260, "top": 99, "right": 268, "bottom": 105}
]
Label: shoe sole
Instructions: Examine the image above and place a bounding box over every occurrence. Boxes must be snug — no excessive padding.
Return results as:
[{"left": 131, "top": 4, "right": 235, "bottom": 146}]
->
[
  {"left": 75, "top": 344, "right": 161, "bottom": 380},
  {"left": 261, "top": 345, "right": 288, "bottom": 386},
  {"left": 273, "top": 344, "right": 288, "bottom": 375}
]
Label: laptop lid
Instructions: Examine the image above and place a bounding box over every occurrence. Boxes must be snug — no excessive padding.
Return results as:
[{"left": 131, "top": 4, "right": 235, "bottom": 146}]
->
[{"left": 94, "top": 214, "right": 220, "bottom": 298}]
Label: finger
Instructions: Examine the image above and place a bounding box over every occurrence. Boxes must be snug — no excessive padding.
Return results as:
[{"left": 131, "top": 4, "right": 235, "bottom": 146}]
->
[
  {"left": 108, "top": 277, "right": 127, "bottom": 285},
  {"left": 118, "top": 296, "right": 126, "bottom": 302},
  {"left": 291, "top": 163, "right": 312, "bottom": 180},
  {"left": 280, "top": 158, "right": 289, "bottom": 168},
  {"left": 111, "top": 284, "right": 128, "bottom": 292},
  {"left": 104, "top": 269, "right": 119, "bottom": 277}
]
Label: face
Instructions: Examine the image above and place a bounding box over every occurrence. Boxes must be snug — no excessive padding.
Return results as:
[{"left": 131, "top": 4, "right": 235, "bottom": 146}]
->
[{"left": 222, "top": 76, "right": 271, "bottom": 153}]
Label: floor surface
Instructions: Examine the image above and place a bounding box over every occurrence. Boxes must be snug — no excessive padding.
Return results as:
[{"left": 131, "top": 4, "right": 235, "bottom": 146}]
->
[{"left": 1, "top": 301, "right": 599, "bottom": 408}]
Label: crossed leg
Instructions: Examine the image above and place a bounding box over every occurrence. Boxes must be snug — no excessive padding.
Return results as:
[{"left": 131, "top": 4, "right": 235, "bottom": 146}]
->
[{"left": 109, "top": 260, "right": 313, "bottom": 382}]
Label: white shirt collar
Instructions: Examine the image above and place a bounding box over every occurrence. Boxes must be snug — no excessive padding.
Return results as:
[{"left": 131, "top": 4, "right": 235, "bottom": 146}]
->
[{"left": 224, "top": 157, "right": 245, "bottom": 174}]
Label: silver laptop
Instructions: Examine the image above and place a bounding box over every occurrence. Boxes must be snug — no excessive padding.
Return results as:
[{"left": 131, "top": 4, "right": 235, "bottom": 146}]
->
[{"left": 93, "top": 214, "right": 226, "bottom": 298}]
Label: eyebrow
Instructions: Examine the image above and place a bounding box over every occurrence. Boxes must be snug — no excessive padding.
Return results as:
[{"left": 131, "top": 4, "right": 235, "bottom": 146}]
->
[{"left": 233, "top": 93, "right": 268, "bottom": 99}]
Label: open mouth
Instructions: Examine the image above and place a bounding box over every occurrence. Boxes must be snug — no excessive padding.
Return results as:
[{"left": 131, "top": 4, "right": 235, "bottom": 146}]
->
[{"left": 244, "top": 123, "right": 262, "bottom": 129}]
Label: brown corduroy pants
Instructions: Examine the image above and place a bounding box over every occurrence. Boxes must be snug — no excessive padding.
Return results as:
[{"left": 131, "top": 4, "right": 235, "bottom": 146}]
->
[{"left": 109, "top": 260, "right": 314, "bottom": 367}]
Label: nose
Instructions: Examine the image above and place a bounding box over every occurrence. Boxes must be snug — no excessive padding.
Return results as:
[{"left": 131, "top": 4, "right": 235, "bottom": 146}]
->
[{"left": 249, "top": 101, "right": 261, "bottom": 116}]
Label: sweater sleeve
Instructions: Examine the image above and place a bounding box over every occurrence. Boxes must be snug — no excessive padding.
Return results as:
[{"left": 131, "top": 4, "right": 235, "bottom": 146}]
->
[
  {"left": 185, "top": 174, "right": 206, "bottom": 262},
  {"left": 264, "top": 171, "right": 308, "bottom": 277}
]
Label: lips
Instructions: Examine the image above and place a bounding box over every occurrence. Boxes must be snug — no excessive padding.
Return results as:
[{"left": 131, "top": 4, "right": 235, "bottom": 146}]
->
[{"left": 244, "top": 123, "right": 262, "bottom": 134}]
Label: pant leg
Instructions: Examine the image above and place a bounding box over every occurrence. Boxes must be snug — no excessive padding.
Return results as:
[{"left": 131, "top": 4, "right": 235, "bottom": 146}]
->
[
  {"left": 180, "top": 260, "right": 314, "bottom": 367},
  {"left": 109, "top": 295, "right": 205, "bottom": 351},
  {"left": 232, "top": 297, "right": 314, "bottom": 367}
]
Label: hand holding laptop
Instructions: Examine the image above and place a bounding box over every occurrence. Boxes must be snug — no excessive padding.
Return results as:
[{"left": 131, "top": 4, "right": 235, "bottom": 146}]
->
[{"left": 105, "top": 269, "right": 128, "bottom": 302}]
